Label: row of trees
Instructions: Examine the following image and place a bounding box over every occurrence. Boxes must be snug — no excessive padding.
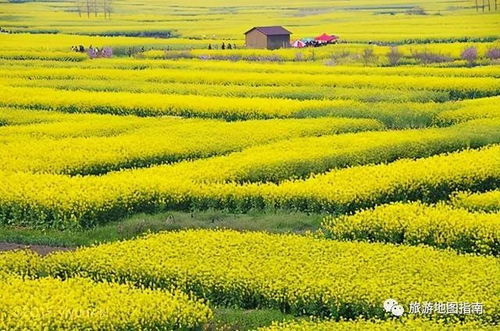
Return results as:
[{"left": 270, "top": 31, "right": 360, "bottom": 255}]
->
[
  {"left": 329, "top": 46, "right": 500, "bottom": 66},
  {"left": 76, "top": 0, "right": 112, "bottom": 18},
  {"left": 384, "top": 46, "right": 499, "bottom": 66},
  {"left": 474, "top": 0, "right": 498, "bottom": 11}
]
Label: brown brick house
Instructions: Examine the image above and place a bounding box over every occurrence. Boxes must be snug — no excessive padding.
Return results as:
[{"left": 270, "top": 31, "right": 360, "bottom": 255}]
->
[{"left": 244, "top": 26, "right": 292, "bottom": 50}]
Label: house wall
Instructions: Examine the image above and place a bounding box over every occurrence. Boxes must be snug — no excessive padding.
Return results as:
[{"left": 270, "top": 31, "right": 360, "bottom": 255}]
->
[
  {"left": 245, "top": 30, "right": 268, "bottom": 49},
  {"left": 267, "top": 35, "right": 290, "bottom": 50}
]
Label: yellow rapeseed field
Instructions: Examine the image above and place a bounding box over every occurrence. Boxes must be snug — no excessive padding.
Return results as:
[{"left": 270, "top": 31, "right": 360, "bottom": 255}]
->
[
  {"left": 260, "top": 318, "right": 496, "bottom": 330},
  {"left": 0, "top": 275, "right": 213, "bottom": 330},
  {"left": 0, "top": 0, "right": 498, "bottom": 328},
  {"left": 451, "top": 190, "right": 500, "bottom": 212},
  {"left": 320, "top": 201, "right": 500, "bottom": 255},
  {"left": 42, "top": 230, "right": 499, "bottom": 322}
]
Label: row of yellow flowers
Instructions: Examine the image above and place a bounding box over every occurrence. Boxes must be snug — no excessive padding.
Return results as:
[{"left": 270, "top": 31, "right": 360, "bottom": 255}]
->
[
  {"left": 0, "top": 85, "right": 365, "bottom": 120},
  {"left": 0, "top": 144, "right": 498, "bottom": 228},
  {"left": 0, "top": 50, "right": 87, "bottom": 62},
  {"left": 0, "top": 274, "right": 212, "bottom": 330},
  {"left": 451, "top": 190, "right": 500, "bottom": 213},
  {"left": 3, "top": 56, "right": 499, "bottom": 78},
  {"left": 0, "top": 85, "right": 454, "bottom": 126},
  {"left": 7, "top": 76, "right": 451, "bottom": 103},
  {"left": 1, "top": 65, "right": 498, "bottom": 97},
  {"left": 2, "top": 112, "right": 499, "bottom": 178},
  {"left": 435, "top": 97, "right": 500, "bottom": 124},
  {"left": 1, "top": 112, "right": 378, "bottom": 175},
  {"left": 320, "top": 201, "right": 499, "bottom": 255},
  {"left": 179, "top": 119, "right": 500, "bottom": 183},
  {"left": 1, "top": 229, "right": 494, "bottom": 328},
  {"left": 260, "top": 318, "right": 496, "bottom": 330},
  {"left": 41, "top": 229, "right": 498, "bottom": 322}
]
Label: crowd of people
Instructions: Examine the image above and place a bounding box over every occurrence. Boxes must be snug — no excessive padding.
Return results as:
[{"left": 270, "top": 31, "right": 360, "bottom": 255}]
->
[
  {"left": 71, "top": 45, "right": 113, "bottom": 58},
  {"left": 303, "top": 40, "right": 336, "bottom": 47},
  {"left": 70, "top": 45, "right": 86, "bottom": 52},
  {"left": 208, "top": 42, "right": 238, "bottom": 50}
]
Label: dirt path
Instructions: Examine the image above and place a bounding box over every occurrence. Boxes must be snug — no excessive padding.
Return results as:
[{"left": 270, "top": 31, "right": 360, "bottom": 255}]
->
[{"left": 0, "top": 242, "right": 74, "bottom": 256}]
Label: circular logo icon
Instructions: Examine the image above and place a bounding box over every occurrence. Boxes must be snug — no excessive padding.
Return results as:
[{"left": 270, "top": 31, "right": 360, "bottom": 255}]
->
[
  {"left": 383, "top": 298, "right": 398, "bottom": 312},
  {"left": 383, "top": 299, "right": 404, "bottom": 317},
  {"left": 391, "top": 304, "right": 405, "bottom": 317}
]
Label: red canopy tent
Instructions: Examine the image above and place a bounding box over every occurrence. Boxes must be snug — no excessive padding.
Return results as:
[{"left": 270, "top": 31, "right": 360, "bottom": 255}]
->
[{"left": 315, "top": 33, "right": 338, "bottom": 43}]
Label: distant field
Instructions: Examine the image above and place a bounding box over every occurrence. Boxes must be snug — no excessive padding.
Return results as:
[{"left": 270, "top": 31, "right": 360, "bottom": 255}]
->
[
  {"left": 1, "top": 0, "right": 499, "bottom": 42},
  {"left": 0, "top": 0, "right": 498, "bottom": 329}
]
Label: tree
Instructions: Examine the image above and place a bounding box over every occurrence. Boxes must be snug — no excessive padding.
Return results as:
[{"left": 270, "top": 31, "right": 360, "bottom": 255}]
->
[
  {"left": 387, "top": 46, "right": 402, "bottom": 66},
  {"left": 361, "top": 47, "right": 376, "bottom": 66},
  {"left": 486, "top": 47, "right": 499, "bottom": 60},
  {"left": 86, "top": 0, "right": 90, "bottom": 17},
  {"left": 104, "top": 0, "right": 112, "bottom": 18},
  {"left": 76, "top": 0, "right": 82, "bottom": 17},
  {"left": 77, "top": 0, "right": 111, "bottom": 18},
  {"left": 461, "top": 47, "right": 477, "bottom": 67}
]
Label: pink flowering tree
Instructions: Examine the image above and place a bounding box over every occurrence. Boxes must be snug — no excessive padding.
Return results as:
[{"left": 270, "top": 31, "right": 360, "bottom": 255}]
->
[{"left": 461, "top": 47, "right": 477, "bottom": 67}]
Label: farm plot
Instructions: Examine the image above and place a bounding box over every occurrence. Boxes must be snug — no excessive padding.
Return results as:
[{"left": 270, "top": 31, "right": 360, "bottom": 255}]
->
[
  {"left": 40, "top": 230, "right": 499, "bottom": 323},
  {"left": 0, "top": 142, "right": 499, "bottom": 229},
  {"left": 0, "top": 274, "right": 212, "bottom": 330},
  {"left": 0, "top": 0, "right": 499, "bottom": 329}
]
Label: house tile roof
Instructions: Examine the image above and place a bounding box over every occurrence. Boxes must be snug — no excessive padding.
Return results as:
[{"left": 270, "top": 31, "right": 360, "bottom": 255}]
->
[{"left": 244, "top": 26, "right": 292, "bottom": 36}]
